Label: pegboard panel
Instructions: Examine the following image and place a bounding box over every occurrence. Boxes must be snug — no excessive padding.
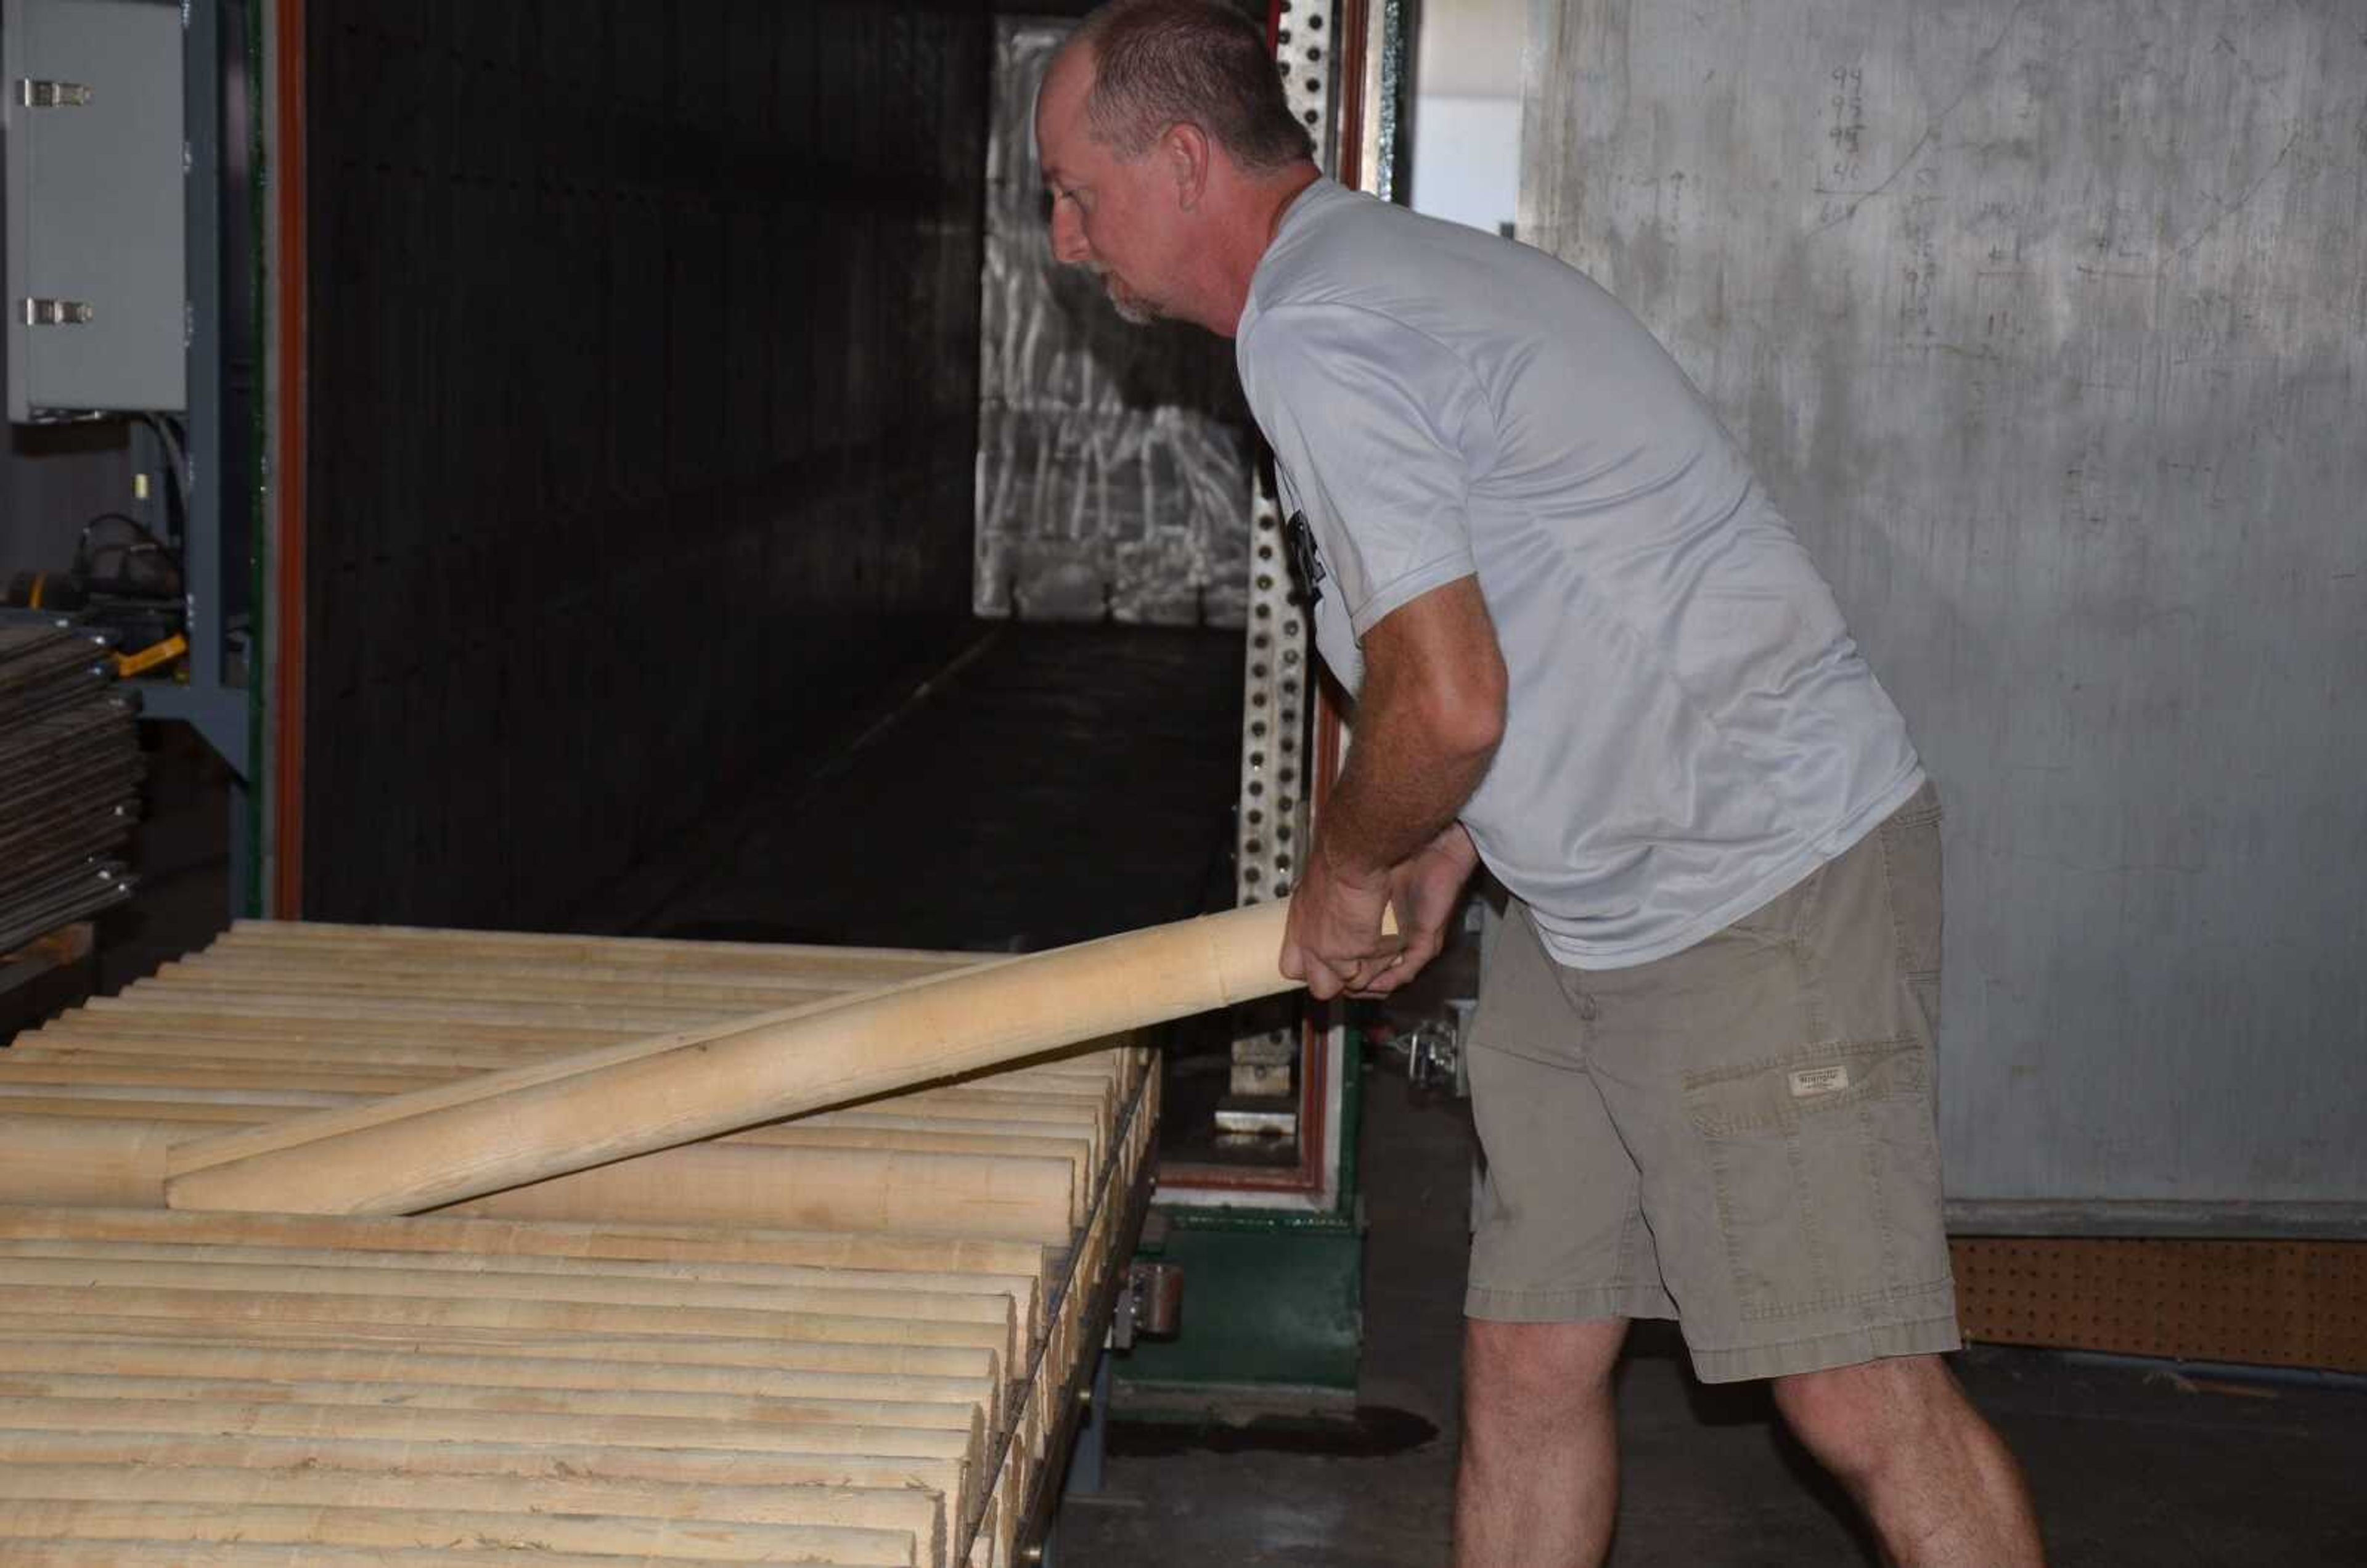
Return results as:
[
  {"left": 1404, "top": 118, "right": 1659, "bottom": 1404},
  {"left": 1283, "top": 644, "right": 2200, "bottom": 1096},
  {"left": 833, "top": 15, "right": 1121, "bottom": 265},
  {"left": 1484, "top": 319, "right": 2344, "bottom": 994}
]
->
[
  {"left": 1225, "top": 2, "right": 1337, "bottom": 1110},
  {"left": 1232, "top": 0, "right": 1331, "bottom": 913},
  {"left": 1269, "top": 0, "right": 1336, "bottom": 173},
  {"left": 1951, "top": 1238, "right": 2367, "bottom": 1373}
]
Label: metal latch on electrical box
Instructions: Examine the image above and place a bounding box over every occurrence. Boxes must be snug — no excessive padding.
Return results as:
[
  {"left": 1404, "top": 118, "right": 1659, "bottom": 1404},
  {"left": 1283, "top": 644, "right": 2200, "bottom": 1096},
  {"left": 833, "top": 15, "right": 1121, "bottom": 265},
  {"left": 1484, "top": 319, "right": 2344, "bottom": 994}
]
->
[
  {"left": 1110, "top": 1260, "right": 1184, "bottom": 1350},
  {"left": 18, "top": 80, "right": 92, "bottom": 108},
  {"left": 22, "top": 300, "right": 94, "bottom": 327}
]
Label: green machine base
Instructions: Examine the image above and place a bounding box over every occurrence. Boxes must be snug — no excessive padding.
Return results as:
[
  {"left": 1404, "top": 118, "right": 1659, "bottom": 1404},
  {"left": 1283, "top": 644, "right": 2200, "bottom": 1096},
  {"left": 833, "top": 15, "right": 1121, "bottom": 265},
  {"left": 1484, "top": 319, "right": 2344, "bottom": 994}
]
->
[{"left": 1113, "top": 1204, "right": 1365, "bottom": 1408}]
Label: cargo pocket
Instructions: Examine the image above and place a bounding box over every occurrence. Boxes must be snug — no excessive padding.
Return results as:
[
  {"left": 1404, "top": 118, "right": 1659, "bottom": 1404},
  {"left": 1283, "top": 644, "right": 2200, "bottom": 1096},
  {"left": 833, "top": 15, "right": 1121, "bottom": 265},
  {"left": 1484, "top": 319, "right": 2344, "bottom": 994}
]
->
[{"left": 1683, "top": 1037, "right": 1948, "bottom": 1325}]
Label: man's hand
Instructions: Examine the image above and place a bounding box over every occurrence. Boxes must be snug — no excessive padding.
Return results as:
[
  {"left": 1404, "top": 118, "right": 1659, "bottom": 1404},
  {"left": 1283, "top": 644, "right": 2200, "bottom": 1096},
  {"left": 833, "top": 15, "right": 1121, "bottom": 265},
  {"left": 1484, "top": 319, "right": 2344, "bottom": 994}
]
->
[
  {"left": 1280, "top": 844, "right": 1405, "bottom": 1002},
  {"left": 1370, "top": 822, "right": 1479, "bottom": 994},
  {"left": 1273, "top": 576, "right": 1505, "bottom": 1003},
  {"left": 1282, "top": 823, "right": 1480, "bottom": 1002}
]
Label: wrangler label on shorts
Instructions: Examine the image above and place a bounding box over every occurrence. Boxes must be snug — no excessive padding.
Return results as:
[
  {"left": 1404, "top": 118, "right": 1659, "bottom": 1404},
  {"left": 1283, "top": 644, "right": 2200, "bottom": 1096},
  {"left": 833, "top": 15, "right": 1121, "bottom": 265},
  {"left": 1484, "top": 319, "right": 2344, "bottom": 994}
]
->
[{"left": 1788, "top": 1064, "right": 1851, "bottom": 1098}]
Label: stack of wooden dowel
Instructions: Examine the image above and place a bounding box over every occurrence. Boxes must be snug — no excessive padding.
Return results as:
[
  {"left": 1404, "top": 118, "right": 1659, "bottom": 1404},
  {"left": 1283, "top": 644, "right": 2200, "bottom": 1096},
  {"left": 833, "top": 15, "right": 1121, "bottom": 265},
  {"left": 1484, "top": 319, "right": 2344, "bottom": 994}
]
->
[{"left": 0, "top": 919, "right": 1171, "bottom": 1568}]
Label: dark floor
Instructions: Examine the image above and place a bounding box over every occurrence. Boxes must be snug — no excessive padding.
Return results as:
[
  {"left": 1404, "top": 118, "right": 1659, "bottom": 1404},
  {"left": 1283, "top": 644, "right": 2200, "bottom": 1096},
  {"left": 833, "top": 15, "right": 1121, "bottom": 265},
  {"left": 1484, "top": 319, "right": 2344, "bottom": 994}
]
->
[{"left": 1065, "top": 1067, "right": 2367, "bottom": 1566}]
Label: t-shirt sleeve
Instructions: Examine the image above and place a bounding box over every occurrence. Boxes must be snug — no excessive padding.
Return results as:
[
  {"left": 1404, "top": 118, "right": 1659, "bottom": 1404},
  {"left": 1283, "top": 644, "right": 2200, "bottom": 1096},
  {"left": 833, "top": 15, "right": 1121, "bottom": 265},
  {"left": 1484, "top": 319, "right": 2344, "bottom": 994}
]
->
[{"left": 1238, "top": 303, "right": 1495, "bottom": 640}]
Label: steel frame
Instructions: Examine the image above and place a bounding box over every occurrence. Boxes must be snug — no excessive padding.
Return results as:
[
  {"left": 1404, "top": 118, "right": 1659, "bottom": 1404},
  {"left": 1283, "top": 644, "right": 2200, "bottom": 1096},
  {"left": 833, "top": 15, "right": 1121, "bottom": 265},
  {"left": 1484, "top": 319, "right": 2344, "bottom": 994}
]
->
[{"left": 1159, "top": 0, "right": 1408, "bottom": 1214}]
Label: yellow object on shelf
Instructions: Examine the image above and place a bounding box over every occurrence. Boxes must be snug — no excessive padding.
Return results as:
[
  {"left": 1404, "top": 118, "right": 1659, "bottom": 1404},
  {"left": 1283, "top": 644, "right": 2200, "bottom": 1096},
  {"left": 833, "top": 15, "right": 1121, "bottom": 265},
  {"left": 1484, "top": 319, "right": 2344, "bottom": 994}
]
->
[{"left": 112, "top": 633, "right": 187, "bottom": 679}]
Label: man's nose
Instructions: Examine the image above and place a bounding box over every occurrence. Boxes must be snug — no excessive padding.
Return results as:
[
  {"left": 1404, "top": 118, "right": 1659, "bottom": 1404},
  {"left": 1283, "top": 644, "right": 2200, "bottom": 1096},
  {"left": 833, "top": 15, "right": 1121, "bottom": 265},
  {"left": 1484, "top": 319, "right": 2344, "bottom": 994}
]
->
[{"left": 1049, "top": 199, "right": 1089, "bottom": 264}]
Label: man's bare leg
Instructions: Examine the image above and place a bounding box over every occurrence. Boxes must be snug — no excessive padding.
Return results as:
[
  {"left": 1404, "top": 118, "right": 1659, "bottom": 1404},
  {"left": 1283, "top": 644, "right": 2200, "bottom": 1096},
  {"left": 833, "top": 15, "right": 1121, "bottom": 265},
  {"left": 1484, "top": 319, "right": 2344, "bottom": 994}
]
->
[
  {"left": 1773, "top": 1354, "right": 2045, "bottom": 1567},
  {"left": 1456, "top": 1318, "right": 1628, "bottom": 1567}
]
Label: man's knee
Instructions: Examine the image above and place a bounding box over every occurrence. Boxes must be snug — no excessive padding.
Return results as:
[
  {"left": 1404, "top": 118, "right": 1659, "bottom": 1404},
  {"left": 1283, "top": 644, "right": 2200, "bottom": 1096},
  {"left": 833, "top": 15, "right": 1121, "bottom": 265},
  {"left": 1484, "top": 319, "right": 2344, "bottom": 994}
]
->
[
  {"left": 1772, "top": 1354, "right": 1964, "bottom": 1480},
  {"left": 1465, "top": 1318, "right": 1627, "bottom": 1416}
]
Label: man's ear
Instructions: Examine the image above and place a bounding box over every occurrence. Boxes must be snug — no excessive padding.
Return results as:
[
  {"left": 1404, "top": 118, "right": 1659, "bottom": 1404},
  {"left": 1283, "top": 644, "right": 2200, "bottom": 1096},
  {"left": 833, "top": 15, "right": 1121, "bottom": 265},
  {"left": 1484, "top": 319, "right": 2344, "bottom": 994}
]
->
[{"left": 1163, "top": 121, "right": 1212, "bottom": 211}]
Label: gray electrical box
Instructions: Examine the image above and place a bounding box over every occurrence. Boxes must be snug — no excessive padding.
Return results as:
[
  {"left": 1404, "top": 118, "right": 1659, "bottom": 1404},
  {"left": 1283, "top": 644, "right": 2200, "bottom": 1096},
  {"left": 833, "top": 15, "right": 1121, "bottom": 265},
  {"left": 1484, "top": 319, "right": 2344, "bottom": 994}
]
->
[{"left": 3, "top": 0, "right": 184, "bottom": 422}]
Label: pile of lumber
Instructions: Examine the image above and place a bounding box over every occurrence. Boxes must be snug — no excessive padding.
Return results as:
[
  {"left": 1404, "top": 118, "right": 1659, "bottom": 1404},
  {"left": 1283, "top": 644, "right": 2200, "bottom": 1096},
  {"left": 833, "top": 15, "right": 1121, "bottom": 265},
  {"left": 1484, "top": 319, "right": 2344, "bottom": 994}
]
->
[{"left": 0, "top": 920, "right": 1168, "bottom": 1567}]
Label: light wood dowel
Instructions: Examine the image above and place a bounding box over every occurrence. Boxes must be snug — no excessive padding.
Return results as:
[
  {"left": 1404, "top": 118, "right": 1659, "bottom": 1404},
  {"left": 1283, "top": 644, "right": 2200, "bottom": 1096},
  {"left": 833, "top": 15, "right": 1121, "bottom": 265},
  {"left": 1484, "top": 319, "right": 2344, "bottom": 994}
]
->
[
  {"left": 0, "top": 1545, "right": 781, "bottom": 1568},
  {"left": 0, "top": 1315, "right": 997, "bottom": 1380},
  {"left": 0, "top": 1428, "right": 968, "bottom": 1517},
  {"left": 0, "top": 1204, "right": 1049, "bottom": 1281},
  {"left": 0, "top": 1119, "right": 175, "bottom": 1206},
  {"left": 0, "top": 1394, "right": 978, "bottom": 1461},
  {"left": 161, "top": 959, "right": 1001, "bottom": 1180},
  {"left": 0, "top": 1462, "right": 948, "bottom": 1566},
  {"left": 0, "top": 1337, "right": 999, "bottom": 1415},
  {"left": 0, "top": 1497, "right": 915, "bottom": 1564},
  {"left": 166, "top": 900, "right": 1288, "bottom": 1214}
]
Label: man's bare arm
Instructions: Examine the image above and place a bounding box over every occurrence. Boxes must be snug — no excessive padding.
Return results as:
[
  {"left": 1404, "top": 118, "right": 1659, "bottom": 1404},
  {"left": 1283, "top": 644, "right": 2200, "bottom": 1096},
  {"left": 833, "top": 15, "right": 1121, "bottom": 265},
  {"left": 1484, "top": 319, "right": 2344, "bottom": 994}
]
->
[{"left": 1281, "top": 575, "right": 1507, "bottom": 1000}]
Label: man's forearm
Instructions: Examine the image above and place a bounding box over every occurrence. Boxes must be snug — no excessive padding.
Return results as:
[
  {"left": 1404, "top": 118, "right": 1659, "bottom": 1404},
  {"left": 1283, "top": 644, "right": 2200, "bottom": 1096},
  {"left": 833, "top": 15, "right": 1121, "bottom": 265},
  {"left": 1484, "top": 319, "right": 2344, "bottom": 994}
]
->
[{"left": 1314, "top": 685, "right": 1496, "bottom": 886}]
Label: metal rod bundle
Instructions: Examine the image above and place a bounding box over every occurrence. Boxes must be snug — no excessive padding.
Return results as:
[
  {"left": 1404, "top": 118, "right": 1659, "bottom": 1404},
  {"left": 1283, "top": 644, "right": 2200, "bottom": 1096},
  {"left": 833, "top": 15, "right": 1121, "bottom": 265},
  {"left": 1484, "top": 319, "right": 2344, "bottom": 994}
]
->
[{"left": 0, "top": 621, "right": 141, "bottom": 953}]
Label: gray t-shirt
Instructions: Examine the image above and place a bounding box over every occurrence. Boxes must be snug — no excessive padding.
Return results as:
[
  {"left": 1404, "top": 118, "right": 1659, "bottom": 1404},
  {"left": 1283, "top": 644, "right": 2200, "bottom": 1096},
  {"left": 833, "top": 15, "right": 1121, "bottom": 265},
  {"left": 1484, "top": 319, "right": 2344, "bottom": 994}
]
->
[{"left": 1235, "top": 178, "right": 1924, "bottom": 970}]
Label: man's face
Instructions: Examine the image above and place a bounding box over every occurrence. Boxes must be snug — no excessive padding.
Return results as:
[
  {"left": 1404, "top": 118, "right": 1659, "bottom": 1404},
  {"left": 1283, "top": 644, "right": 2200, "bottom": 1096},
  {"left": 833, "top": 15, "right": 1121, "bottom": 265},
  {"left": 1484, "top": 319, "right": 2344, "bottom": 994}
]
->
[{"left": 1034, "top": 47, "right": 1180, "bottom": 326}]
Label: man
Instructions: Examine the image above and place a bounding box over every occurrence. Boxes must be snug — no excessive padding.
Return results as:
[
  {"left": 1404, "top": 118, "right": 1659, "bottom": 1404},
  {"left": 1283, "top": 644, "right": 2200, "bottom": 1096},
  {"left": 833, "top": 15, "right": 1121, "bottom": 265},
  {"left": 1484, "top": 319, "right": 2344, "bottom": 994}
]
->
[{"left": 1036, "top": 3, "right": 2046, "bottom": 1563}]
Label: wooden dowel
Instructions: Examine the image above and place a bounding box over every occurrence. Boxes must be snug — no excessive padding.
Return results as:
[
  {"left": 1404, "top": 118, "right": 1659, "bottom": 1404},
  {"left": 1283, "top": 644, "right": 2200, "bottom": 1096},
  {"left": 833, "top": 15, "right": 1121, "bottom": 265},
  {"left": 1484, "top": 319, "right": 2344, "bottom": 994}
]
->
[
  {"left": 0, "top": 1338, "right": 999, "bottom": 1415},
  {"left": 167, "top": 900, "right": 1290, "bottom": 1215},
  {"left": 223, "top": 915, "right": 976, "bottom": 969},
  {"left": 0, "top": 1084, "right": 356, "bottom": 1108},
  {"left": 0, "top": 1432, "right": 971, "bottom": 1563},
  {"left": 179, "top": 945, "right": 963, "bottom": 987},
  {"left": 0, "top": 1203, "right": 1049, "bottom": 1281},
  {"left": 150, "top": 963, "right": 854, "bottom": 1009},
  {"left": 0, "top": 1285, "right": 1009, "bottom": 1374},
  {"left": 0, "top": 1545, "right": 811, "bottom": 1568},
  {"left": 160, "top": 974, "right": 1004, "bottom": 1180},
  {"left": 0, "top": 1460, "right": 947, "bottom": 1540},
  {"left": 0, "top": 1497, "right": 915, "bottom": 1564},
  {"left": 446, "top": 1142, "right": 1076, "bottom": 1245},
  {"left": 0, "top": 1119, "right": 174, "bottom": 1206},
  {"left": 92, "top": 992, "right": 738, "bottom": 1027},
  {"left": 0, "top": 1394, "right": 978, "bottom": 1461},
  {"left": 0, "top": 1238, "right": 1039, "bottom": 1345},
  {"left": 0, "top": 1373, "right": 984, "bottom": 1446},
  {"left": 0, "top": 1315, "right": 997, "bottom": 1380},
  {"left": 0, "top": 1238, "right": 1035, "bottom": 1322},
  {"left": 0, "top": 1429, "right": 968, "bottom": 1519},
  {"left": 0, "top": 1545, "right": 790, "bottom": 1568},
  {"left": 0, "top": 1255, "right": 1015, "bottom": 1342},
  {"left": 0, "top": 1058, "right": 460, "bottom": 1092},
  {"left": 37, "top": 1013, "right": 645, "bottom": 1046},
  {"left": 0, "top": 1100, "right": 274, "bottom": 1124}
]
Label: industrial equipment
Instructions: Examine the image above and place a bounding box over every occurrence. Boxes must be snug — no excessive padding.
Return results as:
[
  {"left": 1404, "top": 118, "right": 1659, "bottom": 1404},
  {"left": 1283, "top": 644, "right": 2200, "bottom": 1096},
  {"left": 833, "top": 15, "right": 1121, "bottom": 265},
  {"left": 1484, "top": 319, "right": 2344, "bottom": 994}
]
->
[{"left": 0, "top": 617, "right": 139, "bottom": 958}]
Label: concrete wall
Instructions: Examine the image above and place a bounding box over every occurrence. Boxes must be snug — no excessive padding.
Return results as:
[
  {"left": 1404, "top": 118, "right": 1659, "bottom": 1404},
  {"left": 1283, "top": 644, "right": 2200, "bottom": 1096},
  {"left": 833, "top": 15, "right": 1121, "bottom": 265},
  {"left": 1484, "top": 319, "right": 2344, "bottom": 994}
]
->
[{"left": 1523, "top": 0, "right": 2366, "bottom": 1217}]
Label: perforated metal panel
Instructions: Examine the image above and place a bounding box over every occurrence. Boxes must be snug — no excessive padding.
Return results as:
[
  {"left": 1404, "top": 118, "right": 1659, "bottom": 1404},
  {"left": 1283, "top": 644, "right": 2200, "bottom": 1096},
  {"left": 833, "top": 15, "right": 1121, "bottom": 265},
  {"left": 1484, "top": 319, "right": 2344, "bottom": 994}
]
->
[
  {"left": 1227, "top": 1, "right": 1336, "bottom": 1104},
  {"left": 1952, "top": 1238, "right": 2367, "bottom": 1373}
]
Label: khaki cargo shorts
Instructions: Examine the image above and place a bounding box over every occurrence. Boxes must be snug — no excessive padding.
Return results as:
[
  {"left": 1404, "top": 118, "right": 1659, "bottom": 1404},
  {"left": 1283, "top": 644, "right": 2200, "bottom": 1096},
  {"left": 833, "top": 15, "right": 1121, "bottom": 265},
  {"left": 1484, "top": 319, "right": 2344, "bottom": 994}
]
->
[{"left": 1465, "top": 782, "right": 1960, "bottom": 1382}]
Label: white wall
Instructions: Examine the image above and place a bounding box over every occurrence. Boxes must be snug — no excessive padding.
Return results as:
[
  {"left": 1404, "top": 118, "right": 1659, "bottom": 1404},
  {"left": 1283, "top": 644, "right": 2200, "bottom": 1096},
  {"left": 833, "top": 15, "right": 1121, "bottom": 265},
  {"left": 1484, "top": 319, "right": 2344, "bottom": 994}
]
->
[
  {"left": 1408, "top": 96, "right": 1521, "bottom": 235},
  {"left": 1409, "top": 0, "right": 1526, "bottom": 234}
]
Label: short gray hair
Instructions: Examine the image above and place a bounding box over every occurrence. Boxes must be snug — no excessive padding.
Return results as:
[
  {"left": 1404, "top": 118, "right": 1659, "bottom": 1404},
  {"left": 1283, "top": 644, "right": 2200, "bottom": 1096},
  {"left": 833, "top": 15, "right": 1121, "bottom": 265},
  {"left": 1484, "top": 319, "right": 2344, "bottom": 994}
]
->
[{"left": 1073, "top": 0, "right": 1315, "bottom": 173}]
